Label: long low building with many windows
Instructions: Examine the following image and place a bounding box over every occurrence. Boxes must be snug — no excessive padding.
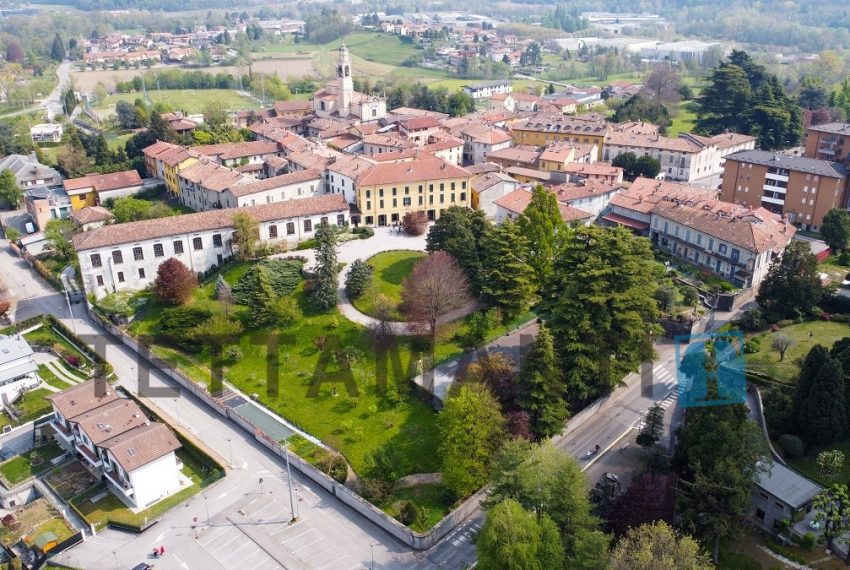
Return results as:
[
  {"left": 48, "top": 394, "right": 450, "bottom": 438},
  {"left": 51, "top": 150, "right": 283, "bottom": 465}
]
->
[{"left": 73, "top": 194, "right": 349, "bottom": 298}]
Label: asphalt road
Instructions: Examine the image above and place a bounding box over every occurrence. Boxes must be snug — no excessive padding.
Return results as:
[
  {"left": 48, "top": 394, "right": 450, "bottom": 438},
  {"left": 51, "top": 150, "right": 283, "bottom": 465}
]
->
[{"left": 0, "top": 61, "right": 71, "bottom": 120}]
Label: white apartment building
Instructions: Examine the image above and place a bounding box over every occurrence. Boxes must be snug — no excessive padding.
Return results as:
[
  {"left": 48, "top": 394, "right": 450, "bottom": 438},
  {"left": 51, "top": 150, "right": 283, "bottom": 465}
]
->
[
  {"left": 73, "top": 194, "right": 350, "bottom": 298},
  {"left": 458, "top": 124, "right": 513, "bottom": 165},
  {"left": 463, "top": 80, "right": 512, "bottom": 100},
  {"left": 48, "top": 381, "right": 184, "bottom": 509},
  {"left": 602, "top": 130, "right": 755, "bottom": 186}
]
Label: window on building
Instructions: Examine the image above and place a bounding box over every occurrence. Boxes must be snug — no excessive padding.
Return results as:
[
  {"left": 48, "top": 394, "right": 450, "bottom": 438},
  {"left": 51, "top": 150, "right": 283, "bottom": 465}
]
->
[
  {"left": 132, "top": 247, "right": 143, "bottom": 261},
  {"left": 429, "top": 184, "right": 434, "bottom": 192},
  {"left": 379, "top": 189, "right": 384, "bottom": 197},
  {"left": 365, "top": 216, "right": 374, "bottom": 225},
  {"left": 451, "top": 182, "right": 456, "bottom": 191},
  {"left": 708, "top": 238, "right": 714, "bottom": 251},
  {"left": 90, "top": 254, "right": 102, "bottom": 268},
  {"left": 404, "top": 187, "right": 409, "bottom": 195},
  {"left": 117, "top": 272, "right": 124, "bottom": 283},
  {"left": 451, "top": 194, "right": 455, "bottom": 203},
  {"left": 286, "top": 222, "right": 295, "bottom": 235},
  {"left": 429, "top": 195, "right": 433, "bottom": 205},
  {"left": 304, "top": 219, "right": 312, "bottom": 233},
  {"left": 321, "top": 216, "right": 328, "bottom": 225},
  {"left": 112, "top": 250, "right": 123, "bottom": 264},
  {"left": 269, "top": 225, "right": 278, "bottom": 238},
  {"left": 418, "top": 196, "right": 423, "bottom": 206},
  {"left": 418, "top": 185, "right": 423, "bottom": 193},
  {"left": 367, "top": 201, "right": 371, "bottom": 210},
  {"left": 153, "top": 243, "right": 164, "bottom": 258},
  {"left": 439, "top": 194, "right": 444, "bottom": 204},
  {"left": 440, "top": 183, "right": 445, "bottom": 192},
  {"left": 392, "top": 198, "right": 397, "bottom": 207},
  {"left": 193, "top": 237, "right": 203, "bottom": 250},
  {"left": 379, "top": 199, "right": 384, "bottom": 209},
  {"left": 138, "top": 268, "right": 146, "bottom": 279},
  {"left": 392, "top": 188, "right": 397, "bottom": 196},
  {"left": 337, "top": 214, "right": 345, "bottom": 226},
  {"left": 96, "top": 275, "right": 104, "bottom": 286},
  {"left": 366, "top": 190, "right": 371, "bottom": 199},
  {"left": 403, "top": 197, "right": 411, "bottom": 206},
  {"left": 173, "top": 241, "right": 184, "bottom": 255},
  {"left": 719, "top": 244, "right": 727, "bottom": 254},
  {"left": 460, "top": 192, "right": 466, "bottom": 201}
]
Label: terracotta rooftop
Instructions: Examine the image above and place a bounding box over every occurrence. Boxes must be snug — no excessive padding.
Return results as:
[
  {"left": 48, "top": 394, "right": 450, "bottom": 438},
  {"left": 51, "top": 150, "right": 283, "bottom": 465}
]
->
[
  {"left": 230, "top": 169, "right": 321, "bottom": 198},
  {"left": 194, "top": 141, "right": 280, "bottom": 160},
  {"left": 466, "top": 163, "right": 502, "bottom": 175},
  {"left": 327, "top": 154, "right": 378, "bottom": 177},
  {"left": 70, "top": 206, "right": 113, "bottom": 226},
  {"left": 353, "top": 156, "right": 471, "bottom": 187},
  {"left": 505, "top": 166, "right": 551, "bottom": 181},
  {"left": 487, "top": 145, "right": 540, "bottom": 165},
  {"left": 459, "top": 123, "right": 513, "bottom": 145},
  {"left": 651, "top": 200, "right": 795, "bottom": 253},
  {"left": 511, "top": 113, "right": 610, "bottom": 135},
  {"left": 563, "top": 162, "right": 623, "bottom": 177},
  {"left": 363, "top": 133, "right": 417, "bottom": 150},
  {"left": 604, "top": 130, "right": 702, "bottom": 153},
  {"left": 724, "top": 149, "right": 848, "bottom": 178},
  {"left": 63, "top": 170, "right": 142, "bottom": 194},
  {"left": 550, "top": 179, "right": 623, "bottom": 202},
  {"left": 495, "top": 189, "right": 591, "bottom": 222},
  {"left": 73, "top": 193, "right": 349, "bottom": 251},
  {"left": 399, "top": 116, "right": 442, "bottom": 131},
  {"left": 608, "top": 177, "right": 720, "bottom": 215},
  {"left": 472, "top": 172, "right": 518, "bottom": 194},
  {"left": 100, "top": 422, "right": 181, "bottom": 474},
  {"left": 72, "top": 398, "right": 149, "bottom": 446},
  {"left": 178, "top": 160, "right": 244, "bottom": 192},
  {"left": 158, "top": 146, "right": 201, "bottom": 167},
  {"left": 272, "top": 100, "right": 312, "bottom": 114},
  {"left": 47, "top": 380, "right": 119, "bottom": 420}
]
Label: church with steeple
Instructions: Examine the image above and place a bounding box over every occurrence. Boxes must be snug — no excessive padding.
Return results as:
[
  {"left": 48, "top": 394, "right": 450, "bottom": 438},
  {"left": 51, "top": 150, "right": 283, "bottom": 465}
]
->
[{"left": 311, "top": 45, "right": 387, "bottom": 122}]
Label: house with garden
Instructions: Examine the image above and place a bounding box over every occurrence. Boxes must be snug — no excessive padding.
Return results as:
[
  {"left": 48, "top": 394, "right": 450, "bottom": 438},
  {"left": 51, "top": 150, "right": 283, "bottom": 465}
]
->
[{"left": 47, "top": 380, "right": 184, "bottom": 509}]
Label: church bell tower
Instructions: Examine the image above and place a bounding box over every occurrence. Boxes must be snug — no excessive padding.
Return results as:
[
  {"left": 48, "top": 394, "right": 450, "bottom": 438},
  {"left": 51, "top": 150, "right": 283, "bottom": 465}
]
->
[{"left": 337, "top": 44, "right": 353, "bottom": 117}]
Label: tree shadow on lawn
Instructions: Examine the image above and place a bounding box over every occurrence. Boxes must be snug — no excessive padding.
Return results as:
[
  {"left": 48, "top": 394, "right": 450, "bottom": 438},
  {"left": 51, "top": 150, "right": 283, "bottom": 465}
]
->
[{"left": 379, "top": 256, "right": 423, "bottom": 287}]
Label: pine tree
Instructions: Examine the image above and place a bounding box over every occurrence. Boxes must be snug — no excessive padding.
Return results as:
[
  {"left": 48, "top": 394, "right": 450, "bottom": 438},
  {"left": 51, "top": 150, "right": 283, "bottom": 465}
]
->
[
  {"left": 793, "top": 344, "right": 831, "bottom": 423},
  {"left": 799, "top": 357, "right": 847, "bottom": 446},
  {"left": 51, "top": 33, "right": 66, "bottom": 62},
  {"left": 312, "top": 222, "right": 340, "bottom": 310},
  {"left": 517, "top": 185, "right": 568, "bottom": 294},
  {"left": 249, "top": 268, "right": 279, "bottom": 327},
  {"left": 515, "top": 325, "right": 569, "bottom": 439},
  {"left": 481, "top": 220, "right": 535, "bottom": 320},
  {"left": 636, "top": 403, "right": 664, "bottom": 449},
  {"left": 345, "top": 259, "right": 373, "bottom": 299}
]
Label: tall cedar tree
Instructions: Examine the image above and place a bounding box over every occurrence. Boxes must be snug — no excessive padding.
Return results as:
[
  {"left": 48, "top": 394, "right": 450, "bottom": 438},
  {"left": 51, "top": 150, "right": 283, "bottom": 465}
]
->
[
  {"left": 516, "top": 185, "right": 569, "bottom": 294},
  {"left": 515, "top": 325, "right": 569, "bottom": 439},
  {"left": 439, "top": 383, "right": 505, "bottom": 497},
  {"left": 481, "top": 220, "right": 535, "bottom": 320},
  {"left": 312, "top": 222, "right": 340, "bottom": 310},
  {"left": 477, "top": 499, "right": 565, "bottom": 570},
  {"left": 798, "top": 357, "right": 846, "bottom": 446},
  {"left": 793, "top": 344, "right": 831, "bottom": 426},
  {"left": 401, "top": 251, "right": 471, "bottom": 342},
  {"left": 426, "top": 206, "right": 492, "bottom": 294},
  {"left": 232, "top": 212, "right": 259, "bottom": 260},
  {"left": 756, "top": 240, "right": 822, "bottom": 321},
  {"left": 51, "top": 33, "right": 66, "bottom": 61},
  {"left": 546, "top": 226, "right": 660, "bottom": 402},
  {"left": 152, "top": 258, "right": 198, "bottom": 306},
  {"left": 675, "top": 342, "right": 766, "bottom": 562}
]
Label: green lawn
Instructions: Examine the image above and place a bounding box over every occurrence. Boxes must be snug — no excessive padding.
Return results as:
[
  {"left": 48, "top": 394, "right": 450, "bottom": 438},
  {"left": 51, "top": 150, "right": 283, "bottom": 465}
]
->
[
  {"left": 72, "top": 449, "right": 217, "bottom": 530},
  {"left": 37, "top": 364, "right": 72, "bottom": 390},
  {"left": 0, "top": 441, "right": 66, "bottom": 486},
  {"left": 95, "top": 89, "right": 260, "bottom": 115},
  {"left": 351, "top": 250, "right": 426, "bottom": 321},
  {"left": 382, "top": 484, "right": 455, "bottom": 532},
  {"left": 13, "top": 388, "right": 54, "bottom": 421},
  {"left": 668, "top": 100, "right": 698, "bottom": 137},
  {"left": 789, "top": 439, "right": 850, "bottom": 487},
  {"left": 128, "top": 260, "right": 532, "bottom": 481},
  {"left": 24, "top": 325, "right": 88, "bottom": 362},
  {"left": 261, "top": 33, "right": 423, "bottom": 68},
  {"left": 747, "top": 321, "right": 850, "bottom": 382}
]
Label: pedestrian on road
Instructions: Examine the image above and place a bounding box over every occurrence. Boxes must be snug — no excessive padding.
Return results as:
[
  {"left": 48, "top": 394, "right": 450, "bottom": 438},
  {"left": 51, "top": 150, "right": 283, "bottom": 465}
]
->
[{"left": 160, "top": 546, "right": 165, "bottom": 556}]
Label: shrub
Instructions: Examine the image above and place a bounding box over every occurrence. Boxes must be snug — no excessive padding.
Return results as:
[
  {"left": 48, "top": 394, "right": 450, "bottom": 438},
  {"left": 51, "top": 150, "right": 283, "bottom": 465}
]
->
[
  {"left": 833, "top": 313, "right": 850, "bottom": 323},
  {"left": 314, "top": 450, "right": 348, "bottom": 483},
  {"left": 152, "top": 258, "right": 198, "bottom": 306},
  {"left": 744, "top": 339, "right": 761, "bottom": 354},
  {"left": 352, "top": 226, "right": 374, "bottom": 239},
  {"left": 778, "top": 434, "right": 804, "bottom": 459},
  {"left": 224, "top": 345, "right": 243, "bottom": 361},
  {"left": 272, "top": 296, "right": 302, "bottom": 327},
  {"left": 799, "top": 532, "right": 816, "bottom": 551},
  {"left": 397, "top": 500, "right": 420, "bottom": 525},
  {"left": 775, "top": 319, "right": 795, "bottom": 328},
  {"left": 463, "top": 308, "right": 499, "bottom": 348},
  {"left": 345, "top": 259, "right": 373, "bottom": 299},
  {"left": 295, "top": 238, "right": 318, "bottom": 250},
  {"left": 65, "top": 354, "right": 80, "bottom": 367},
  {"left": 360, "top": 477, "right": 391, "bottom": 503},
  {"left": 159, "top": 306, "right": 212, "bottom": 350},
  {"left": 232, "top": 260, "right": 302, "bottom": 304},
  {"left": 740, "top": 308, "right": 766, "bottom": 331},
  {"left": 401, "top": 211, "right": 429, "bottom": 236},
  {"left": 719, "top": 281, "right": 734, "bottom": 292}
]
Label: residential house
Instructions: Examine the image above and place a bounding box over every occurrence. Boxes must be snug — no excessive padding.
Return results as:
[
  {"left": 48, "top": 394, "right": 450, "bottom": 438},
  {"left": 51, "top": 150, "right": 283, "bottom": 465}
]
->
[
  {"left": 0, "top": 334, "right": 39, "bottom": 403},
  {"left": 549, "top": 179, "right": 624, "bottom": 219},
  {"left": 720, "top": 150, "right": 848, "bottom": 230},
  {"left": 753, "top": 460, "right": 821, "bottom": 533},
  {"left": 47, "top": 381, "right": 184, "bottom": 509},
  {"left": 24, "top": 186, "right": 71, "bottom": 231},
  {"left": 70, "top": 206, "right": 114, "bottom": 231},
  {"left": 29, "top": 124, "right": 63, "bottom": 143},
  {"left": 563, "top": 162, "right": 624, "bottom": 185},
  {"left": 649, "top": 198, "right": 795, "bottom": 288},
  {"left": 471, "top": 171, "right": 519, "bottom": 219},
  {"left": 0, "top": 153, "right": 62, "bottom": 191},
  {"left": 463, "top": 80, "right": 512, "bottom": 99},
  {"left": 458, "top": 124, "right": 513, "bottom": 165},
  {"left": 192, "top": 141, "right": 282, "bottom": 168},
  {"left": 494, "top": 189, "right": 592, "bottom": 225},
  {"left": 63, "top": 171, "right": 144, "bottom": 210},
  {"left": 72, "top": 194, "right": 349, "bottom": 298},
  {"left": 510, "top": 113, "right": 614, "bottom": 160}
]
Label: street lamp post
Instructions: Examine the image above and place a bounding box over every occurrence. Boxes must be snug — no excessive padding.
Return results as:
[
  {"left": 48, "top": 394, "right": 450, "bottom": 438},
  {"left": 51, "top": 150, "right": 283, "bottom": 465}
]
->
[
  {"left": 227, "top": 437, "right": 234, "bottom": 468},
  {"left": 113, "top": 550, "right": 118, "bottom": 570},
  {"left": 283, "top": 436, "right": 298, "bottom": 523},
  {"left": 173, "top": 398, "right": 181, "bottom": 425},
  {"left": 204, "top": 495, "right": 210, "bottom": 525},
  {"left": 63, "top": 285, "right": 76, "bottom": 335},
  {"left": 370, "top": 543, "right": 374, "bottom": 570}
]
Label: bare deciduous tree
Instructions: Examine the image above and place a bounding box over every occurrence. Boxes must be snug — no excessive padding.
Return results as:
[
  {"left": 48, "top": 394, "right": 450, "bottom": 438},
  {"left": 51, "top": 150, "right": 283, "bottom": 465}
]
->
[
  {"left": 772, "top": 333, "right": 795, "bottom": 362},
  {"left": 642, "top": 64, "right": 681, "bottom": 104},
  {"left": 400, "top": 251, "right": 471, "bottom": 341}
]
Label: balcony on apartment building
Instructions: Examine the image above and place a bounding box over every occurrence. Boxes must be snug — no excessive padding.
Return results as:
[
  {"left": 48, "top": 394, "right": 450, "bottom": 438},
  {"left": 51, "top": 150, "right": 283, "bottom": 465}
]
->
[
  {"left": 50, "top": 418, "right": 74, "bottom": 447},
  {"left": 75, "top": 441, "right": 102, "bottom": 468},
  {"left": 103, "top": 465, "right": 134, "bottom": 496}
]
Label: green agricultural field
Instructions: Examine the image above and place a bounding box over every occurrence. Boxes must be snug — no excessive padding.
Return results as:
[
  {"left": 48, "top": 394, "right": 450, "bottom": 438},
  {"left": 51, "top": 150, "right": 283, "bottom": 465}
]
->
[
  {"left": 95, "top": 89, "right": 260, "bottom": 115},
  {"left": 351, "top": 250, "right": 426, "bottom": 321}
]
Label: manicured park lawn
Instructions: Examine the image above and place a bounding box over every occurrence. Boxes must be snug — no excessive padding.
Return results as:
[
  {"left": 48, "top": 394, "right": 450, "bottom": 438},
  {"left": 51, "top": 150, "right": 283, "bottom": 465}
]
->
[
  {"left": 746, "top": 321, "right": 850, "bottom": 382},
  {"left": 129, "top": 260, "right": 532, "bottom": 479},
  {"left": 668, "top": 100, "right": 698, "bottom": 137},
  {"left": 0, "top": 441, "right": 65, "bottom": 486},
  {"left": 351, "top": 250, "right": 426, "bottom": 321},
  {"left": 789, "top": 439, "right": 850, "bottom": 487},
  {"left": 37, "top": 364, "right": 72, "bottom": 390}
]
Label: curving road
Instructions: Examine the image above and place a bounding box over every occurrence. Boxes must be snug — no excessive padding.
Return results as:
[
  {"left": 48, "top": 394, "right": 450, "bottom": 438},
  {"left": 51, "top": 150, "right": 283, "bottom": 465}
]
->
[{"left": 0, "top": 61, "right": 71, "bottom": 119}]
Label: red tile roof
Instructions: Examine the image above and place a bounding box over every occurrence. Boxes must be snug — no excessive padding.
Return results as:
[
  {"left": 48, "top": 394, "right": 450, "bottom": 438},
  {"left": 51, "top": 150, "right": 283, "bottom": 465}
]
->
[
  {"left": 73, "top": 193, "right": 348, "bottom": 251},
  {"left": 63, "top": 170, "right": 142, "bottom": 194},
  {"left": 229, "top": 169, "right": 322, "bottom": 198},
  {"left": 100, "top": 422, "right": 181, "bottom": 473},
  {"left": 354, "top": 157, "right": 471, "bottom": 186},
  {"left": 47, "top": 380, "right": 119, "bottom": 420},
  {"left": 495, "top": 189, "right": 591, "bottom": 222}
]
